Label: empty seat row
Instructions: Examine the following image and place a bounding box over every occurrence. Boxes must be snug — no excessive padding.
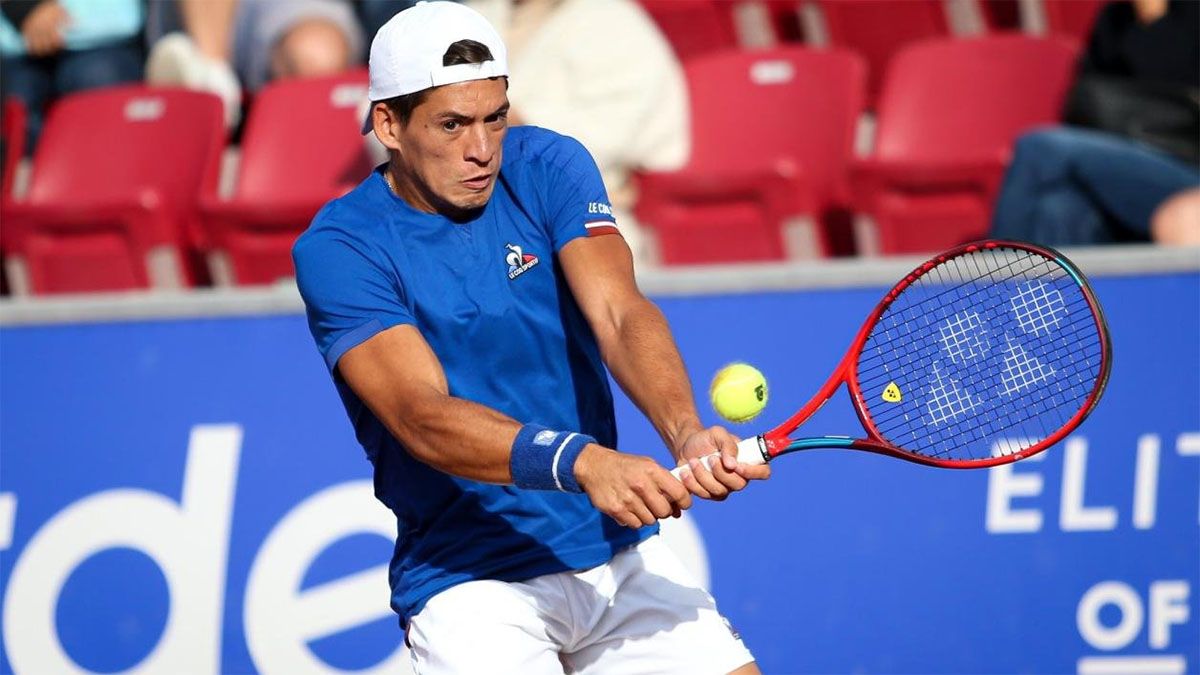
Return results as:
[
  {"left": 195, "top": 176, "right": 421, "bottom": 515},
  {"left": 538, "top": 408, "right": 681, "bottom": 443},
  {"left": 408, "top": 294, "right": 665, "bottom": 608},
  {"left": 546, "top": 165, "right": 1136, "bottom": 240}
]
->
[
  {"left": 638, "top": 34, "right": 1079, "bottom": 264},
  {"left": 640, "top": 0, "right": 1103, "bottom": 102},
  {"left": 1, "top": 34, "right": 1079, "bottom": 294},
  {"left": 1, "top": 72, "right": 372, "bottom": 295}
]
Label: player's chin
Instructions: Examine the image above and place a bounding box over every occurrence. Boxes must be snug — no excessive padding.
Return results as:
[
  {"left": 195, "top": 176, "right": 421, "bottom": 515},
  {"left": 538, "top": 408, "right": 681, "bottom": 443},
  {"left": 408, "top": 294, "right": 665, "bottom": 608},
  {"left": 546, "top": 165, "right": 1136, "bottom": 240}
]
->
[{"left": 450, "top": 184, "right": 495, "bottom": 212}]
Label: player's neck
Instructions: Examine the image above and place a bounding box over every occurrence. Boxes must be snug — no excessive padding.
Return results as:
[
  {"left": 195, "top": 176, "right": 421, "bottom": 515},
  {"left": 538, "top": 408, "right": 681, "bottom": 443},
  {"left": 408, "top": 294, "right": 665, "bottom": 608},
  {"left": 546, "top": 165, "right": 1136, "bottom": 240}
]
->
[{"left": 383, "top": 164, "right": 427, "bottom": 211}]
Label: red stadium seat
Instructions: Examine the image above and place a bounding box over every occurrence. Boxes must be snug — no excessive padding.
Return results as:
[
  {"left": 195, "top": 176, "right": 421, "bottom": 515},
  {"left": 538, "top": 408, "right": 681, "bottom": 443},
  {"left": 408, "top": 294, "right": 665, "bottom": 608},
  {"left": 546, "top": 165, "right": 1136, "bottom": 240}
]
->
[
  {"left": 979, "top": 0, "right": 1022, "bottom": 31},
  {"left": 850, "top": 35, "right": 1079, "bottom": 254},
  {"left": 638, "top": 0, "right": 739, "bottom": 61},
  {"left": 199, "top": 71, "right": 373, "bottom": 286},
  {"left": 0, "top": 98, "right": 25, "bottom": 296},
  {"left": 1039, "top": 0, "right": 1105, "bottom": 42},
  {"left": 636, "top": 46, "right": 866, "bottom": 264},
  {"left": 815, "top": 0, "right": 951, "bottom": 105},
  {"left": 0, "top": 86, "right": 224, "bottom": 294},
  {"left": 759, "top": 0, "right": 806, "bottom": 44},
  {"left": 2, "top": 97, "right": 25, "bottom": 200}
]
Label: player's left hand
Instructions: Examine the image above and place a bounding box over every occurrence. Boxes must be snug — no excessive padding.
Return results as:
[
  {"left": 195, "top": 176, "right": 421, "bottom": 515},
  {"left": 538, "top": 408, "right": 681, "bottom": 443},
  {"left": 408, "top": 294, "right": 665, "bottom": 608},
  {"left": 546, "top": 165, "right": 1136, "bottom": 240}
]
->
[{"left": 675, "top": 426, "right": 770, "bottom": 501}]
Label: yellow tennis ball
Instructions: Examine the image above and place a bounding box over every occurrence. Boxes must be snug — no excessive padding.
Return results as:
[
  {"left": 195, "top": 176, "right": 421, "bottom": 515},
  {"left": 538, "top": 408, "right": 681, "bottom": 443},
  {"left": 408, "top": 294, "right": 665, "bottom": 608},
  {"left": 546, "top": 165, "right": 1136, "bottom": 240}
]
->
[{"left": 709, "top": 363, "right": 768, "bottom": 423}]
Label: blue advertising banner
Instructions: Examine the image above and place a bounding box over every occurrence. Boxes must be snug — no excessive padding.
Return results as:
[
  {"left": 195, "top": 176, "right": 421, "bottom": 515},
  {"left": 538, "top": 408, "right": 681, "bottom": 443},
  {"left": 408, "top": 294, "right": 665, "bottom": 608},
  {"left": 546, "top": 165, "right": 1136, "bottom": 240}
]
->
[{"left": 1, "top": 270, "right": 1197, "bottom": 674}]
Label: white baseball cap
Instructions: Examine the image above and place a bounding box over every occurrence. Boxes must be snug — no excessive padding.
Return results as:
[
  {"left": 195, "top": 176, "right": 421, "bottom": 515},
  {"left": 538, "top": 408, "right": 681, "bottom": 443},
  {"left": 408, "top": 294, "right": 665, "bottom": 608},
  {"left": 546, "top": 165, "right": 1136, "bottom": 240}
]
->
[{"left": 361, "top": 1, "right": 509, "bottom": 134}]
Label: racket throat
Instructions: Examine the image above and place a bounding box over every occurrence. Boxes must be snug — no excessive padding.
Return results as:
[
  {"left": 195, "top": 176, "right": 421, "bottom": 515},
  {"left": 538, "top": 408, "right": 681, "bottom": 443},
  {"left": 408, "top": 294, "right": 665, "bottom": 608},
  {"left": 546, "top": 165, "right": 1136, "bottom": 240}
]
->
[{"left": 776, "top": 436, "right": 857, "bottom": 455}]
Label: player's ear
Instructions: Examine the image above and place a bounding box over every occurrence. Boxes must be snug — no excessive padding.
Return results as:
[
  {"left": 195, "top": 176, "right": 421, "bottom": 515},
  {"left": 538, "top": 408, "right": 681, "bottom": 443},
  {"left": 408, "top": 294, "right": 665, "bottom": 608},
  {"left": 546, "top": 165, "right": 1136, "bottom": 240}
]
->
[{"left": 372, "top": 102, "right": 403, "bottom": 152}]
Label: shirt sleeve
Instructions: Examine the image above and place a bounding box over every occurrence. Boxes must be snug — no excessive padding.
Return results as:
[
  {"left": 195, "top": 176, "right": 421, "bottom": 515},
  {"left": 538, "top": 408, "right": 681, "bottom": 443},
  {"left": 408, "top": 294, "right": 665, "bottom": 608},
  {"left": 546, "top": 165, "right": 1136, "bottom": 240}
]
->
[
  {"left": 539, "top": 133, "right": 621, "bottom": 252},
  {"left": 293, "top": 231, "right": 415, "bottom": 372}
]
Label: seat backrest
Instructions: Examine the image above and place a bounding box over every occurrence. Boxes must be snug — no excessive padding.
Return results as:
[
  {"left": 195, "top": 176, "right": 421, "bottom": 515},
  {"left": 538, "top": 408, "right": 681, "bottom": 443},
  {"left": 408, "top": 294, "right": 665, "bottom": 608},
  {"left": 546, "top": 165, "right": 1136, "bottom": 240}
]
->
[
  {"left": 684, "top": 46, "right": 867, "bottom": 206},
  {"left": 233, "top": 72, "right": 373, "bottom": 203},
  {"left": 2, "top": 97, "right": 26, "bottom": 199},
  {"left": 817, "top": 0, "right": 950, "bottom": 101},
  {"left": 873, "top": 35, "right": 1079, "bottom": 163},
  {"left": 27, "top": 86, "right": 224, "bottom": 209},
  {"left": 762, "top": 0, "right": 806, "bottom": 43},
  {"left": 1040, "top": 0, "right": 1105, "bottom": 41},
  {"left": 638, "top": 0, "right": 739, "bottom": 61},
  {"left": 980, "top": 0, "right": 1022, "bottom": 31}
]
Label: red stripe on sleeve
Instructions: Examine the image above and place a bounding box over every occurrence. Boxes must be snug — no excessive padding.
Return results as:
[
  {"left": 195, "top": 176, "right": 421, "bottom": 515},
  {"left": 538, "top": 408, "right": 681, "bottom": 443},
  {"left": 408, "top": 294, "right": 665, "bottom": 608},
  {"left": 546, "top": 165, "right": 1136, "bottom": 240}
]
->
[{"left": 585, "top": 225, "right": 621, "bottom": 237}]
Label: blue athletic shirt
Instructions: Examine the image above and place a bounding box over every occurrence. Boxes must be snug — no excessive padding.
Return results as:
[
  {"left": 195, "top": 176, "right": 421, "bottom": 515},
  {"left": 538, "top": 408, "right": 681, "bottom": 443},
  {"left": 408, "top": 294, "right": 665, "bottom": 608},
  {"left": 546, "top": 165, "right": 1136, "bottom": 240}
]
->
[{"left": 293, "top": 126, "right": 657, "bottom": 625}]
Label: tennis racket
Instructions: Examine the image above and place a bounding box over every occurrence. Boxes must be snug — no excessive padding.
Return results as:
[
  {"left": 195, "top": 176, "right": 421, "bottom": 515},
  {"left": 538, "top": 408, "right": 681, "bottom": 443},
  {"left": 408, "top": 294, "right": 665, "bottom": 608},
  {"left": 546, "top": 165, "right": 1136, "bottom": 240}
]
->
[{"left": 672, "top": 239, "right": 1111, "bottom": 476}]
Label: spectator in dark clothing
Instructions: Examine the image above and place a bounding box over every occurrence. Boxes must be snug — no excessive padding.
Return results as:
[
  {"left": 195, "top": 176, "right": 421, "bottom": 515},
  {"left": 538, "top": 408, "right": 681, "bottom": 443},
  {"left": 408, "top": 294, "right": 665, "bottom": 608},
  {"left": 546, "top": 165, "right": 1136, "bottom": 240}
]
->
[
  {"left": 990, "top": 0, "right": 1199, "bottom": 246},
  {"left": 1074, "top": 0, "right": 1197, "bottom": 87},
  {"left": 1, "top": 0, "right": 146, "bottom": 153},
  {"left": 354, "top": 0, "right": 423, "bottom": 43}
]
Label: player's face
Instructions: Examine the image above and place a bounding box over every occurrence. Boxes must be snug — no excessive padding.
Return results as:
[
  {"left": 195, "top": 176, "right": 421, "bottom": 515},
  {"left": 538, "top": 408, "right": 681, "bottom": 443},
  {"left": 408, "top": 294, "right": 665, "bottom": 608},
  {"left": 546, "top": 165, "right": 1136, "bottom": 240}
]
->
[{"left": 393, "top": 78, "right": 510, "bottom": 217}]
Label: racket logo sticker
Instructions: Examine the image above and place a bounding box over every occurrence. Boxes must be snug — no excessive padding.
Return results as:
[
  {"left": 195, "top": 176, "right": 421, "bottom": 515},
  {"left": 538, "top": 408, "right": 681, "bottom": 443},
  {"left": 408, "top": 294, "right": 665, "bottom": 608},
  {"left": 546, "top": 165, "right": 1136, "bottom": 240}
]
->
[
  {"left": 882, "top": 382, "right": 903, "bottom": 403},
  {"left": 504, "top": 243, "right": 540, "bottom": 281}
]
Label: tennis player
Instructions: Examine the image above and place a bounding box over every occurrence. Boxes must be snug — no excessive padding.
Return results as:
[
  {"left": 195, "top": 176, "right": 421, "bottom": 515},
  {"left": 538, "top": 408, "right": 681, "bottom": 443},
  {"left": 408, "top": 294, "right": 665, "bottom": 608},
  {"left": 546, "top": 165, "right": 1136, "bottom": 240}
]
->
[{"left": 293, "top": 2, "right": 768, "bottom": 672}]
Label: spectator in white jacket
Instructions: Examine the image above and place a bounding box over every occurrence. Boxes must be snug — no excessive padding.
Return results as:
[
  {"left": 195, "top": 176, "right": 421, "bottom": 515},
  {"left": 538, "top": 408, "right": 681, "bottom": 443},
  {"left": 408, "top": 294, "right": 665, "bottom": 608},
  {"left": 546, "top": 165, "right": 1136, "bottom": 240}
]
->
[{"left": 468, "top": 0, "right": 690, "bottom": 267}]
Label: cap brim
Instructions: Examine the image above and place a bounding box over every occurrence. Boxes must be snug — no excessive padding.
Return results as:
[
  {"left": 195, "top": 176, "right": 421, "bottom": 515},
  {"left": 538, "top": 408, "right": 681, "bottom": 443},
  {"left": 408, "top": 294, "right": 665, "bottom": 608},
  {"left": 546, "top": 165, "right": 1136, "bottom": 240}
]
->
[{"left": 360, "top": 109, "right": 373, "bottom": 135}]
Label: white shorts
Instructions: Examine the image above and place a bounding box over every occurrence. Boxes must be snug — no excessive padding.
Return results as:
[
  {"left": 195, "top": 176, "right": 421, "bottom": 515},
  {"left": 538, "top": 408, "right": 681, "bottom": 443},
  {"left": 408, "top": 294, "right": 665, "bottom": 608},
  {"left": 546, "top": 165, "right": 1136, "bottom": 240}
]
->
[{"left": 406, "top": 535, "right": 754, "bottom": 675}]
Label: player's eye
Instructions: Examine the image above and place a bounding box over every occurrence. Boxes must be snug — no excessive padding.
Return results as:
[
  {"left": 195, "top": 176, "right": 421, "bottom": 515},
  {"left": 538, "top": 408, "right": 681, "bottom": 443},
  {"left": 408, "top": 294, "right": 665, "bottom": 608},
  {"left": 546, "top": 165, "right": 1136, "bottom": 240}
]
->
[{"left": 441, "top": 120, "right": 460, "bottom": 132}]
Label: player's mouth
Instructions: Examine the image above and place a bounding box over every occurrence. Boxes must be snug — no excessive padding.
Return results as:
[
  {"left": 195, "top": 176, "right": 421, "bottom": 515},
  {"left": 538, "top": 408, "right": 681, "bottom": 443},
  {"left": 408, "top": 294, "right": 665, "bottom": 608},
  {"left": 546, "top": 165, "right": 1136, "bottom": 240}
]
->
[{"left": 462, "top": 173, "right": 493, "bottom": 190}]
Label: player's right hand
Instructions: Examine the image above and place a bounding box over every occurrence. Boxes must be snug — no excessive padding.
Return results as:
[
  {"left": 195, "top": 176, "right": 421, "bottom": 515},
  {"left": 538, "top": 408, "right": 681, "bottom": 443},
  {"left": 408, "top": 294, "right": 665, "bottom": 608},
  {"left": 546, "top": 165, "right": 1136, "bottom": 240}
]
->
[{"left": 574, "top": 444, "right": 692, "bottom": 528}]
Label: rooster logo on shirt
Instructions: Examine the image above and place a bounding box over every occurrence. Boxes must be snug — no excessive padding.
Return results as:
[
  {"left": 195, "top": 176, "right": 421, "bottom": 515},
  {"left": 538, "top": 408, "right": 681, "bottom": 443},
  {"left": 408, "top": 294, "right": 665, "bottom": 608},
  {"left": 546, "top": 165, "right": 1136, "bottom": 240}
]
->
[{"left": 505, "top": 243, "right": 540, "bottom": 281}]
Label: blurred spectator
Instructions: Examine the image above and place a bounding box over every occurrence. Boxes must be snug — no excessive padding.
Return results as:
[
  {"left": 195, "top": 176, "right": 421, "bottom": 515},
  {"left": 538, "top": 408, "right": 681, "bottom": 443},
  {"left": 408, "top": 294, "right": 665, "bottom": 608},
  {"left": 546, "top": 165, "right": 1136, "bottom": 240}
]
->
[
  {"left": 993, "top": 126, "right": 1198, "bottom": 244},
  {"left": 236, "top": 0, "right": 363, "bottom": 90},
  {"left": 1151, "top": 187, "right": 1200, "bottom": 245},
  {"left": 467, "top": 0, "right": 690, "bottom": 266},
  {"left": 354, "top": 0, "right": 425, "bottom": 43},
  {"left": 145, "top": 0, "right": 240, "bottom": 127},
  {"left": 1063, "top": 0, "right": 1198, "bottom": 163},
  {"left": 147, "top": 0, "right": 365, "bottom": 128},
  {"left": 990, "top": 0, "right": 1199, "bottom": 246},
  {"left": 1, "top": 0, "right": 145, "bottom": 152}
]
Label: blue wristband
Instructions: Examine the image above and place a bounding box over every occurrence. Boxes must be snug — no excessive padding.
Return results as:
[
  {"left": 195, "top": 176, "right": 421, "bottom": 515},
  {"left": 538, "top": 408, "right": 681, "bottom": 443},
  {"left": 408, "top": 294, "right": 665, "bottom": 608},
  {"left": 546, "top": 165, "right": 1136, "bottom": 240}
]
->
[{"left": 510, "top": 424, "right": 595, "bottom": 493}]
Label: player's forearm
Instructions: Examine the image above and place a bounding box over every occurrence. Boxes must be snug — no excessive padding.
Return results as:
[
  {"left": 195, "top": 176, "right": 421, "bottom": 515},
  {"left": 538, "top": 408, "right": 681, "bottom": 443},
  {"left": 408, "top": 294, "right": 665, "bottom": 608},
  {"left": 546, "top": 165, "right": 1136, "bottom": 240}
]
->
[
  {"left": 383, "top": 392, "right": 621, "bottom": 497},
  {"left": 381, "top": 392, "right": 524, "bottom": 483},
  {"left": 598, "top": 298, "right": 703, "bottom": 461}
]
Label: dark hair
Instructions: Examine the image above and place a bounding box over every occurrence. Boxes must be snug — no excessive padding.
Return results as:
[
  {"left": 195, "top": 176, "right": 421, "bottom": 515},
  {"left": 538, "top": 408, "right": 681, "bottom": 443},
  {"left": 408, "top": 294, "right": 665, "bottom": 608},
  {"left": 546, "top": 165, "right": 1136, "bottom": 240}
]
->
[{"left": 382, "top": 40, "right": 497, "bottom": 126}]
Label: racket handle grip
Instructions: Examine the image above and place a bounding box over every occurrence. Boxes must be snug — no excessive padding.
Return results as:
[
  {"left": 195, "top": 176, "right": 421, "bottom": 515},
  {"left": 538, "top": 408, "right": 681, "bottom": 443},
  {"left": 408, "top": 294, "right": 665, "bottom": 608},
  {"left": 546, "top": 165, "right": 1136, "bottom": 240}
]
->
[{"left": 670, "top": 436, "right": 767, "bottom": 480}]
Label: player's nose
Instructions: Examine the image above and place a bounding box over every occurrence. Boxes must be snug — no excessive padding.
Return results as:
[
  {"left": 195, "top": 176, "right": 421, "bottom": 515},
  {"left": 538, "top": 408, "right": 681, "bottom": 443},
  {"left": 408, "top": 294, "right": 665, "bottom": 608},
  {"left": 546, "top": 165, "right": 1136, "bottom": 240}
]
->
[{"left": 463, "top": 124, "right": 494, "bottom": 164}]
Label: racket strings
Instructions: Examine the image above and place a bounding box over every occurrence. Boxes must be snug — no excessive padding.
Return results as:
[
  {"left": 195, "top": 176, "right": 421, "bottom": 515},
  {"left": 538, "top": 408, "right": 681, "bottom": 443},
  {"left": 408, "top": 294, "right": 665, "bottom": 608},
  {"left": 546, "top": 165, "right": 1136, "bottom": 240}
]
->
[
  {"left": 856, "top": 315, "right": 1100, "bottom": 394},
  {"left": 858, "top": 253, "right": 1065, "bottom": 399},
  {"left": 919, "top": 250, "right": 1103, "bottom": 460},
  {"left": 859, "top": 331, "right": 1099, "bottom": 425},
  {"left": 925, "top": 364, "right": 1091, "bottom": 459},
  {"left": 933, "top": 251, "right": 1103, "bottom": 396},
  {"left": 854, "top": 246, "right": 1105, "bottom": 463},
  {"left": 882, "top": 250, "right": 1060, "bottom": 323},
  {"left": 887, "top": 260, "right": 1096, "bottom": 458},
  {"left": 901, "top": 285, "right": 1089, "bottom": 456},
  {"left": 863, "top": 348, "right": 1101, "bottom": 434}
]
